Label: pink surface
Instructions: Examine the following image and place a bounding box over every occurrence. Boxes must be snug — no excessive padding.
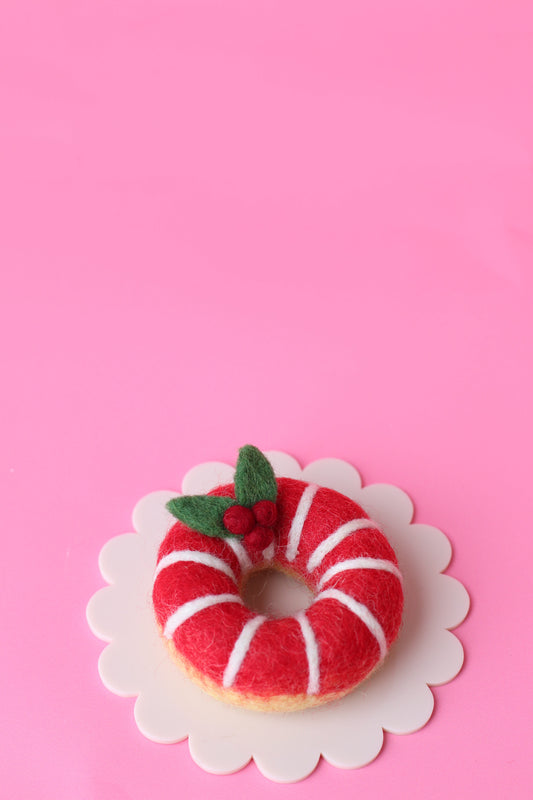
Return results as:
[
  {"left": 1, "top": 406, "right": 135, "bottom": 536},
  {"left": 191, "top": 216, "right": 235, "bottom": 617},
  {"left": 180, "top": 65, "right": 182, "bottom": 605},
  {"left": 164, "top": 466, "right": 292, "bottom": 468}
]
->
[{"left": 1, "top": 2, "right": 532, "bottom": 798}]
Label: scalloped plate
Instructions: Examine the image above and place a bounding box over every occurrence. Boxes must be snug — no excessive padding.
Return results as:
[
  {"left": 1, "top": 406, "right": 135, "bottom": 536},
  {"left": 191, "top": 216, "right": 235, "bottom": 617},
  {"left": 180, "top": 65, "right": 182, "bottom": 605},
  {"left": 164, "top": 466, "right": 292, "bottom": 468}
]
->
[{"left": 87, "top": 452, "right": 469, "bottom": 783}]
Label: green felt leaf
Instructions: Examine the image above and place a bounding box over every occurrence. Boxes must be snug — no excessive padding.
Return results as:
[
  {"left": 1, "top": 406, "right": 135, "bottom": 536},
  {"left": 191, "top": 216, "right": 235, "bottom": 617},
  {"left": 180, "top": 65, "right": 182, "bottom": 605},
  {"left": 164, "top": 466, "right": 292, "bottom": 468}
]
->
[
  {"left": 234, "top": 445, "right": 278, "bottom": 507},
  {"left": 166, "top": 495, "right": 238, "bottom": 538}
]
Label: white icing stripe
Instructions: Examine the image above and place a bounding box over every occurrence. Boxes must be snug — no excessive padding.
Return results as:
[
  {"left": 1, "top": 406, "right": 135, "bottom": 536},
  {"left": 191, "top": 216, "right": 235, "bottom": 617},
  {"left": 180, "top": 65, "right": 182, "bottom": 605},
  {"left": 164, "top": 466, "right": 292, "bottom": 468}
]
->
[
  {"left": 226, "top": 538, "right": 253, "bottom": 571},
  {"left": 286, "top": 483, "right": 319, "bottom": 562},
  {"left": 296, "top": 611, "right": 320, "bottom": 695},
  {"left": 163, "top": 594, "right": 243, "bottom": 639},
  {"left": 223, "top": 615, "right": 266, "bottom": 688},
  {"left": 154, "top": 550, "right": 237, "bottom": 585},
  {"left": 262, "top": 542, "right": 275, "bottom": 562},
  {"left": 307, "top": 517, "right": 381, "bottom": 572},
  {"left": 318, "top": 558, "right": 402, "bottom": 590},
  {"left": 316, "top": 588, "right": 388, "bottom": 659}
]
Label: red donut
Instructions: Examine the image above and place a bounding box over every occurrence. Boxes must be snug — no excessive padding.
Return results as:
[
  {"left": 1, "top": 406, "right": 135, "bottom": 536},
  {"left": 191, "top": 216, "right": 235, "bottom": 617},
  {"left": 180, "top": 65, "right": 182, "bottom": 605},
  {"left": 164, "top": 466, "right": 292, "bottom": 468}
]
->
[{"left": 152, "top": 477, "right": 403, "bottom": 711}]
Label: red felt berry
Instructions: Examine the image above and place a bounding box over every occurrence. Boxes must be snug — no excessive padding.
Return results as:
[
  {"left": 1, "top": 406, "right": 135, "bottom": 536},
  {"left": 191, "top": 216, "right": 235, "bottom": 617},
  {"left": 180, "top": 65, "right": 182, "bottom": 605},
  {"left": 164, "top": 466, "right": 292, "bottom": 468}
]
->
[
  {"left": 253, "top": 499, "right": 277, "bottom": 527},
  {"left": 223, "top": 505, "right": 256, "bottom": 536},
  {"left": 244, "top": 525, "right": 274, "bottom": 551}
]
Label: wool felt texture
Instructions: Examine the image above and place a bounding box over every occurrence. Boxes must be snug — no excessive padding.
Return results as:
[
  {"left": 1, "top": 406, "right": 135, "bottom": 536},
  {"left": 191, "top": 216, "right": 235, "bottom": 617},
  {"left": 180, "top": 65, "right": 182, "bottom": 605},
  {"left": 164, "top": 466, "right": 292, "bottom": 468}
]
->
[
  {"left": 242, "top": 525, "right": 274, "bottom": 551},
  {"left": 253, "top": 499, "right": 277, "bottom": 527},
  {"left": 166, "top": 495, "right": 238, "bottom": 538},
  {"left": 153, "top": 478, "right": 404, "bottom": 712},
  {"left": 233, "top": 444, "right": 278, "bottom": 507},
  {"left": 223, "top": 505, "right": 256, "bottom": 536},
  {"left": 166, "top": 445, "right": 278, "bottom": 543}
]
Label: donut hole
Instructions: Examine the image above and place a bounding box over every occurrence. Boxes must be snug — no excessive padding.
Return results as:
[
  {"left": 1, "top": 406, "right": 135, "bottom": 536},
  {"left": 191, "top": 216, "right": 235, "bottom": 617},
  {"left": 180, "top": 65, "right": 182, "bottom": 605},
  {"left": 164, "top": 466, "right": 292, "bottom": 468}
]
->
[{"left": 242, "top": 567, "right": 315, "bottom": 618}]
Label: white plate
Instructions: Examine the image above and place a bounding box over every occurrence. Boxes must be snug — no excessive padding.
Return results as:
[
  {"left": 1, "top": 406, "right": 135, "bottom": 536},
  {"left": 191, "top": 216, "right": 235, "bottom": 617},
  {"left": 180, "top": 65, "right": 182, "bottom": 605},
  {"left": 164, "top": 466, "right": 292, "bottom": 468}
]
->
[{"left": 87, "top": 452, "right": 470, "bottom": 783}]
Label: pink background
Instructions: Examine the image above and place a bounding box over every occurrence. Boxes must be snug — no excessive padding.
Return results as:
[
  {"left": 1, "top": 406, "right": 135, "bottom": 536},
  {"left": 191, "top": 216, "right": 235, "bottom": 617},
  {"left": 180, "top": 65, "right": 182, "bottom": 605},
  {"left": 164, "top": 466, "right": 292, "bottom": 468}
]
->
[{"left": 2, "top": 2, "right": 532, "bottom": 797}]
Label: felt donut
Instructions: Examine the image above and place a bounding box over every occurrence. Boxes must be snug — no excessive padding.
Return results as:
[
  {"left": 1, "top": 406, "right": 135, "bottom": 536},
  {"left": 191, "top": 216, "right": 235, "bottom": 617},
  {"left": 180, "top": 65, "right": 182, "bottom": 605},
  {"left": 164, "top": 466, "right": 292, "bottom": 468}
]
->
[{"left": 152, "top": 447, "right": 403, "bottom": 712}]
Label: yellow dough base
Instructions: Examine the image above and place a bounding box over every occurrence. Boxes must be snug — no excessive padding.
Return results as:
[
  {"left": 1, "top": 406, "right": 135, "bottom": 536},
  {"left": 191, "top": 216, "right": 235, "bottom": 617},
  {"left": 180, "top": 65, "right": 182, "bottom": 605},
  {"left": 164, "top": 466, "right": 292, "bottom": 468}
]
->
[{"left": 163, "top": 634, "right": 355, "bottom": 712}]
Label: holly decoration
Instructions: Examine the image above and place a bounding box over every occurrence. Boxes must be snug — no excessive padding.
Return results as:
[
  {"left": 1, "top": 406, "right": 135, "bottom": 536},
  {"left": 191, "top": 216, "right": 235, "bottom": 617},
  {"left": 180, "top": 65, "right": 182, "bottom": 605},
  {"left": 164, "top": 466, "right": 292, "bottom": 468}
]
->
[{"left": 166, "top": 445, "right": 278, "bottom": 551}]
